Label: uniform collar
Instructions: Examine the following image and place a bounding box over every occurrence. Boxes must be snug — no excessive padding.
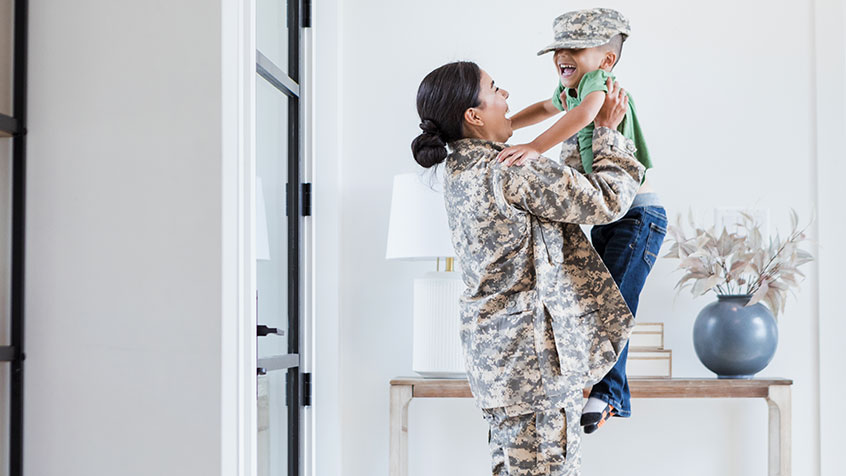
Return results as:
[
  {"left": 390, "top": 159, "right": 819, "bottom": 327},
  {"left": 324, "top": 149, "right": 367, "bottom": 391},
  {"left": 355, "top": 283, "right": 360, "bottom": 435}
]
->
[{"left": 449, "top": 137, "right": 507, "bottom": 153}]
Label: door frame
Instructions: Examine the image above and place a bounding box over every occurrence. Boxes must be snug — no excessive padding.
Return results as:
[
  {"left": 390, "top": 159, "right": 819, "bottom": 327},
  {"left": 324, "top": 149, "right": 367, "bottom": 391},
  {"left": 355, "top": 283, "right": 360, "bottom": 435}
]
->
[
  {"left": 221, "top": 0, "right": 312, "bottom": 475},
  {"left": 221, "top": 0, "right": 257, "bottom": 474}
]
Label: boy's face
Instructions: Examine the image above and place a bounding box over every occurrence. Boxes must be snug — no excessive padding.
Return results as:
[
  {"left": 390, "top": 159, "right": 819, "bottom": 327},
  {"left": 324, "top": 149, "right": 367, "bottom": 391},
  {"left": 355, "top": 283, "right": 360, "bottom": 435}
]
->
[{"left": 553, "top": 46, "right": 615, "bottom": 89}]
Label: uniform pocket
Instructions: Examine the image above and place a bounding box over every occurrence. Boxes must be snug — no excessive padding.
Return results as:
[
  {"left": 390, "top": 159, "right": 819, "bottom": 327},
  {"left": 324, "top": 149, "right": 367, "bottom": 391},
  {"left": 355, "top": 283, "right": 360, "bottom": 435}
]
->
[
  {"left": 465, "top": 291, "right": 541, "bottom": 403},
  {"left": 549, "top": 307, "right": 615, "bottom": 380}
]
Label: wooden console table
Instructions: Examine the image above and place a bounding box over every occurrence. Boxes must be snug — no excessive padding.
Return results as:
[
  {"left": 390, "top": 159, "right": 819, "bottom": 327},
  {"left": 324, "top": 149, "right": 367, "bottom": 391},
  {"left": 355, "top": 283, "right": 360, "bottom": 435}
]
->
[{"left": 390, "top": 377, "right": 792, "bottom": 476}]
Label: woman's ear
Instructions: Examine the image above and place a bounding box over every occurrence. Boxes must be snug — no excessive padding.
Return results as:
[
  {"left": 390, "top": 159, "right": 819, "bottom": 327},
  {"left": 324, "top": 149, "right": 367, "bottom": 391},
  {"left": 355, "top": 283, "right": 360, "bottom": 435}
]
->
[{"left": 464, "top": 107, "right": 484, "bottom": 127}]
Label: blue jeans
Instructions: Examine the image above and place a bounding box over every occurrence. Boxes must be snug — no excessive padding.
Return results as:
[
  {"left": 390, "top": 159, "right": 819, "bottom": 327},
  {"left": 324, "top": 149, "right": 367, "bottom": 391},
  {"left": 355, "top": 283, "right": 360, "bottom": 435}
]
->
[{"left": 588, "top": 203, "right": 667, "bottom": 418}]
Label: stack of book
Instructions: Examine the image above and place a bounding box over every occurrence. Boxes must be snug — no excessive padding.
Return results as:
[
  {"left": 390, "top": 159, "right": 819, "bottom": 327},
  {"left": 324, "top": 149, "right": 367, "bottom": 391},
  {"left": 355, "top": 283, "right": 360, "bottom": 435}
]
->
[{"left": 626, "top": 322, "right": 672, "bottom": 378}]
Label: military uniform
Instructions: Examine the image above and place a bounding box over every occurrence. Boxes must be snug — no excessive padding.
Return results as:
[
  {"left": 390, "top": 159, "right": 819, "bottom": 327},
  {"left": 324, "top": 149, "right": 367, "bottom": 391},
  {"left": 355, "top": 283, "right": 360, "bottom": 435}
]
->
[{"left": 443, "top": 127, "right": 644, "bottom": 475}]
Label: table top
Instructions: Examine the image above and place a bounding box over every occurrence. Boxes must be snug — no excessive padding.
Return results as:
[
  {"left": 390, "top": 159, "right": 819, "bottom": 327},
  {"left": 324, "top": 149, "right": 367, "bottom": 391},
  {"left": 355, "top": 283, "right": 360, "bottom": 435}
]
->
[{"left": 390, "top": 377, "right": 793, "bottom": 399}]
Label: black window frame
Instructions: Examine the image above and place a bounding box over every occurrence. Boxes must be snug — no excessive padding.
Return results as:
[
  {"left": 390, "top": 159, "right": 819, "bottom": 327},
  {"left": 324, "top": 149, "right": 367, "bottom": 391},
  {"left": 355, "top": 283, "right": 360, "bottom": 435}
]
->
[
  {"left": 1, "top": 2, "right": 27, "bottom": 476},
  {"left": 254, "top": 1, "right": 309, "bottom": 475}
]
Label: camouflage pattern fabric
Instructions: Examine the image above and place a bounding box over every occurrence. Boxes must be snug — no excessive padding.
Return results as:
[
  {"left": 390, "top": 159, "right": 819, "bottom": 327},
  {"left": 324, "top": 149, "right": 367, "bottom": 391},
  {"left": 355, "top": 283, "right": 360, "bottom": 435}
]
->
[
  {"left": 483, "top": 401, "right": 567, "bottom": 476},
  {"left": 443, "top": 127, "right": 644, "bottom": 475},
  {"left": 559, "top": 135, "right": 584, "bottom": 173},
  {"left": 537, "top": 8, "right": 631, "bottom": 56}
]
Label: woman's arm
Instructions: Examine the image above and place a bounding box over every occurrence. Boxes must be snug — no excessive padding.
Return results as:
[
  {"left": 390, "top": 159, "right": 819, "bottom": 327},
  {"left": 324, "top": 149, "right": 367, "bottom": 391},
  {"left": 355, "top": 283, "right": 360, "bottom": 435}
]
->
[
  {"left": 496, "top": 91, "right": 605, "bottom": 165},
  {"left": 500, "top": 82, "right": 641, "bottom": 224},
  {"left": 509, "top": 99, "right": 560, "bottom": 130},
  {"left": 501, "top": 127, "right": 643, "bottom": 224}
]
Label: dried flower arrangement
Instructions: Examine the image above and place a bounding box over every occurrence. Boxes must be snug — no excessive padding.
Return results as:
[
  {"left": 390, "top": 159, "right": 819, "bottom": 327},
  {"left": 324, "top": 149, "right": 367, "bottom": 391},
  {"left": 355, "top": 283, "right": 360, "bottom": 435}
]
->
[{"left": 663, "top": 210, "right": 814, "bottom": 317}]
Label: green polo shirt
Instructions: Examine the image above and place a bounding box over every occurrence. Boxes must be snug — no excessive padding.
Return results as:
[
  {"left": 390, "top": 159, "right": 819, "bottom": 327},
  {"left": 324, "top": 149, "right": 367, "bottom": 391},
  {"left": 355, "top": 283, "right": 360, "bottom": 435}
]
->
[{"left": 552, "top": 69, "right": 651, "bottom": 174}]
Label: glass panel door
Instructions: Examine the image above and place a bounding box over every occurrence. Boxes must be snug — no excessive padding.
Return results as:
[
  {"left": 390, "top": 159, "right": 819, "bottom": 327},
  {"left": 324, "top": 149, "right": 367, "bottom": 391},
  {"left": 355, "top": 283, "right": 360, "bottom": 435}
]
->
[
  {"left": 256, "top": 58, "right": 292, "bottom": 476},
  {"left": 2, "top": 2, "right": 24, "bottom": 476},
  {"left": 256, "top": 73, "right": 289, "bottom": 363},
  {"left": 255, "top": 0, "right": 304, "bottom": 475},
  {"left": 0, "top": 0, "right": 13, "bottom": 118},
  {"left": 0, "top": 7, "right": 12, "bottom": 476},
  {"left": 257, "top": 0, "right": 289, "bottom": 78}
]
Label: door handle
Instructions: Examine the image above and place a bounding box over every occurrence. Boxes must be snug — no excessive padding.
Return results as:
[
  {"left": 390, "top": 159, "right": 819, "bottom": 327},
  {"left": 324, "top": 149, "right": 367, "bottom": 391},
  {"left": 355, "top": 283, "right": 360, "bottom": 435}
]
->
[{"left": 257, "top": 325, "right": 285, "bottom": 337}]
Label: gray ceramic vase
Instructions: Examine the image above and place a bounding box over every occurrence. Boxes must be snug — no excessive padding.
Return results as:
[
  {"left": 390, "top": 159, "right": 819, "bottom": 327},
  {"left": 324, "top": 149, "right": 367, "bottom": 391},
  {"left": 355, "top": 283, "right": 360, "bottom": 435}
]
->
[{"left": 692, "top": 294, "right": 778, "bottom": 379}]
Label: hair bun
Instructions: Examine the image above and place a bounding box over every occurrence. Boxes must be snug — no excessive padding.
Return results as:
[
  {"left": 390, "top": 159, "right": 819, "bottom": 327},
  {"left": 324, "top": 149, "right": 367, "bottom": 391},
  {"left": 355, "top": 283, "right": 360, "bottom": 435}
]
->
[
  {"left": 411, "top": 62, "right": 481, "bottom": 169},
  {"left": 411, "top": 130, "right": 447, "bottom": 168}
]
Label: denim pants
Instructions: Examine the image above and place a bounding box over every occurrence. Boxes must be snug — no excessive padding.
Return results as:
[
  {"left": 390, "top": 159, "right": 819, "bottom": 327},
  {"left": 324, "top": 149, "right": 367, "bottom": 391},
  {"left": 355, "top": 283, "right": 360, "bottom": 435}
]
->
[{"left": 588, "top": 199, "right": 667, "bottom": 417}]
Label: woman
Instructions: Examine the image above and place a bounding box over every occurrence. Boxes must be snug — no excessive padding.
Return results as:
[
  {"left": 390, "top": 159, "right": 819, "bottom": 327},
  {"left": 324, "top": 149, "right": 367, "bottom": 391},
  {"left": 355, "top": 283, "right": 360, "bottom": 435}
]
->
[{"left": 411, "top": 61, "right": 643, "bottom": 476}]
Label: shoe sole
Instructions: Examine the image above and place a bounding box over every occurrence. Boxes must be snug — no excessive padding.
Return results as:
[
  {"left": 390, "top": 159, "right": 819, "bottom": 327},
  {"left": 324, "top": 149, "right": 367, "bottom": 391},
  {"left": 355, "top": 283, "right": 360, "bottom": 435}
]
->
[{"left": 581, "top": 404, "right": 616, "bottom": 433}]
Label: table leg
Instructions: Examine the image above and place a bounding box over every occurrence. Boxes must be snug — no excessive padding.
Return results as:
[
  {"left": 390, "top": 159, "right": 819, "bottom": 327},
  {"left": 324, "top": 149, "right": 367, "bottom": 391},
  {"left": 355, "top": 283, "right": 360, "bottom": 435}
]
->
[
  {"left": 766, "top": 385, "right": 791, "bottom": 476},
  {"left": 390, "top": 384, "right": 413, "bottom": 476}
]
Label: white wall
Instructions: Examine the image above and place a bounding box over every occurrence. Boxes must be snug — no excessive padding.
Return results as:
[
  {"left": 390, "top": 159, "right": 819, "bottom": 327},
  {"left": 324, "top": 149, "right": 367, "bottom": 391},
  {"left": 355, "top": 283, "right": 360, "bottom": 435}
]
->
[
  {"left": 24, "top": 1, "right": 246, "bottom": 475},
  {"left": 815, "top": 0, "right": 846, "bottom": 474},
  {"left": 310, "top": 0, "right": 343, "bottom": 475},
  {"left": 326, "top": 0, "right": 837, "bottom": 475}
]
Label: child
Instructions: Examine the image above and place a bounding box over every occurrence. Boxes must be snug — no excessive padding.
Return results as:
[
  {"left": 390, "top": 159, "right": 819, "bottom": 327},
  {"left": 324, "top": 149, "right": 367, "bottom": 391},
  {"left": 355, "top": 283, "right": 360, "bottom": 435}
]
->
[
  {"left": 501, "top": 8, "right": 667, "bottom": 434},
  {"left": 498, "top": 8, "right": 650, "bottom": 172}
]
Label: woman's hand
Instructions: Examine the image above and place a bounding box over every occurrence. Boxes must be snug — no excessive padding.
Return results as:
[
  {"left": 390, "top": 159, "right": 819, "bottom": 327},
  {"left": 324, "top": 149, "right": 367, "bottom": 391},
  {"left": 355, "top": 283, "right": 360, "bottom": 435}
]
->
[
  {"left": 594, "top": 78, "right": 628, "bottom": 130},
  {"left": 497, "top": 143, "right": 541, "bottom": 167}
]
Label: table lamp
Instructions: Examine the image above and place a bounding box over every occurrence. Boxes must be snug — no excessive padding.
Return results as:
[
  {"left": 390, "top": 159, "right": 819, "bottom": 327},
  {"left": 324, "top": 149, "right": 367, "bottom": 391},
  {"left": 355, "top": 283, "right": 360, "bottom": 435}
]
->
[{"left": 385, "top": 173, "right": 466, "bottom": 377}]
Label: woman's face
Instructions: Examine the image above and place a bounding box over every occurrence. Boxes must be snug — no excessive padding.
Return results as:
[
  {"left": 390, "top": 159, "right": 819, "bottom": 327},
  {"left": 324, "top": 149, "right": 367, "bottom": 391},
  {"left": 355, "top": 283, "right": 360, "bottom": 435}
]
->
[{"left": 466, "top": 69, "right": 512, "bottom": 143}]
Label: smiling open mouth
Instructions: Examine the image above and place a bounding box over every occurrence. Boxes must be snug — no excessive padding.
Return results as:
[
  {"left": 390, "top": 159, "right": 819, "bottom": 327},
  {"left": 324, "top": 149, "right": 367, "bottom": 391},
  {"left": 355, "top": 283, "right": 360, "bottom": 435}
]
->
[{"left": 559, "top": 63, "right": 576, "bottom": 78}]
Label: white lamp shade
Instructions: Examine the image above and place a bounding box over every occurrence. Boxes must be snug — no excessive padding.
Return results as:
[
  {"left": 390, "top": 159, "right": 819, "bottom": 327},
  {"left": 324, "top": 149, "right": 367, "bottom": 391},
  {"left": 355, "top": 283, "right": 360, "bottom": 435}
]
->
[{"left": 385, "top": 173, "right": 455, "bottom": 260}]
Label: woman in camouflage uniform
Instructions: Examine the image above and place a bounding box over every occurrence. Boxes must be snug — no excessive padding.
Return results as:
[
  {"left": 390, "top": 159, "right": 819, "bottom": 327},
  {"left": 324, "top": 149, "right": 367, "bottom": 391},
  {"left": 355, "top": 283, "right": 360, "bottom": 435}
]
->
[{"left": 411, "top": 62, "right": 643, "bottom": 476}]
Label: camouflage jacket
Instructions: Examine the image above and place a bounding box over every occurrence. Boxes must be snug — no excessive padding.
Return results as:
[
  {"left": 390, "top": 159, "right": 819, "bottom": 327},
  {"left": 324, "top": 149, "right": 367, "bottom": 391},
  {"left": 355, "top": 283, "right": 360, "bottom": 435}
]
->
[{"left": 443, "top": 127, "right": 643, "bottom": 471}]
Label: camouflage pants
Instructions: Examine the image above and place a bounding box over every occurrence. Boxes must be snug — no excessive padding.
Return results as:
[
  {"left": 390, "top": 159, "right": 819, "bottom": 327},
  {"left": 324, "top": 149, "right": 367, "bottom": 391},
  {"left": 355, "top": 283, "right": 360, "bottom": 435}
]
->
[{"left": 482, "top": 403, "right": 567, "bottom": 476}]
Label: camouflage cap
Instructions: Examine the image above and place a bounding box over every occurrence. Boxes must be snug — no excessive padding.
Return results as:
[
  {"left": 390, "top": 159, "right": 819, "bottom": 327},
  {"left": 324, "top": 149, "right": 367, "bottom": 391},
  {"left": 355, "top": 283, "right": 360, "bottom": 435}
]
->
[{"left": 537, "top": 8, "right": 630, "bottom": 56}]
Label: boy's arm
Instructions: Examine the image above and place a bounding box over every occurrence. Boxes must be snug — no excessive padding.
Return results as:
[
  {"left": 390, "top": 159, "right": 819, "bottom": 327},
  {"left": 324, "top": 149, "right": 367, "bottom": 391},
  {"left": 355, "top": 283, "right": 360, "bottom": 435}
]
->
[
  {"left": 509, "top": 99, "right": 560, "bottom": 130},
  {"left": 497, "top": 90, "right": 606, "bottom": 165},
  {"left": 530, "top": 91, "right": 605, "bottom": 154}
]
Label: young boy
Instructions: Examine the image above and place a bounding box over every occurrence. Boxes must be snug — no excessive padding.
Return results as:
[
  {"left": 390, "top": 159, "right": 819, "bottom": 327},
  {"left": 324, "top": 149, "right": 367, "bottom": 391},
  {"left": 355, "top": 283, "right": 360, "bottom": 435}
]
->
[{"left": 501, "top": 8, "right": 667, "bottom": 434}]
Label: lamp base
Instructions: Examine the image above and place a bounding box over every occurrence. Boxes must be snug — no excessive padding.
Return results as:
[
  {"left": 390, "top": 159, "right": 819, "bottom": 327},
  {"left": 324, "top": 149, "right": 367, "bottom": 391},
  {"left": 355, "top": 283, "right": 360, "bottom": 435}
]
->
[{"left": 412, "top": 271, "right": 466, "bottom": 377}]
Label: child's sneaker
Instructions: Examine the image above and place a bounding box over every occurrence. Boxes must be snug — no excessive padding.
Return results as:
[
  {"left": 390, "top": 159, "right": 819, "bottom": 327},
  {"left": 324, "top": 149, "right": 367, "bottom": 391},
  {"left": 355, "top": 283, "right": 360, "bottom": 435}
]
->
[{"left": 581, "top": 398, "right": 616, "bottom": 434}]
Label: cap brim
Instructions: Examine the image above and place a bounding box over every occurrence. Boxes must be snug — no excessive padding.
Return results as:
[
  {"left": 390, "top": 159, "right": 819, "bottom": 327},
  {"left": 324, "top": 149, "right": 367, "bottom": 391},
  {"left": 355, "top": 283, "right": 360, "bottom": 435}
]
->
[{"left": 536, "top": 37, "right": 623, "bottom": 56}]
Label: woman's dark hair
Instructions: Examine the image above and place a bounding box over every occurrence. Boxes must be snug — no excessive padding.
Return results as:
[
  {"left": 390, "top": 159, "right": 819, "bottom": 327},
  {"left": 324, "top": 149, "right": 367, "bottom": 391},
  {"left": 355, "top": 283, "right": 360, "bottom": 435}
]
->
[{"left": 411, "top": 61, "right": 481, "bottom": 168}]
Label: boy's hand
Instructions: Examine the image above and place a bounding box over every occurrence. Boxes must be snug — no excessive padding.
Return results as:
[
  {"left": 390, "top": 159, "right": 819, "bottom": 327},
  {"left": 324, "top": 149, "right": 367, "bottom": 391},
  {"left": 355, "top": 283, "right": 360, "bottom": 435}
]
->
[{"left": 497, "top": 143, "right": 541, "bottom": 167}]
